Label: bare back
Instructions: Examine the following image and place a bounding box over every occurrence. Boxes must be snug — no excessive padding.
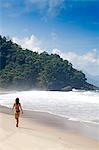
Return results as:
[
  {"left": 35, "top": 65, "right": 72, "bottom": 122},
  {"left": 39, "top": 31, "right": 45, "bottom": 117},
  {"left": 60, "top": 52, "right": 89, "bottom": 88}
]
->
[{"left": 14, "top": 103, "right": 20, "bottom": 111}]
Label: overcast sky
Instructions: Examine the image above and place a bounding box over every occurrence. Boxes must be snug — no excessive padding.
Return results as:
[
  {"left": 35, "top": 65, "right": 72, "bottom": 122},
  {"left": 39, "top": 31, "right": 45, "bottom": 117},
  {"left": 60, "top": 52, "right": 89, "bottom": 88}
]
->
[{"left": 0, "top": 0, "right": 99, "bottom": 76}]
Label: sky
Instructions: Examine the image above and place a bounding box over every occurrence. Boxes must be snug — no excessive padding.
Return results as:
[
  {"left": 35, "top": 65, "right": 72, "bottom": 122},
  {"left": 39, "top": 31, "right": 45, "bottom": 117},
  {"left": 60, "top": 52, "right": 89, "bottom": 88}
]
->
[{"left": 0, "top": 0, "right": 99, "bottom": 76}]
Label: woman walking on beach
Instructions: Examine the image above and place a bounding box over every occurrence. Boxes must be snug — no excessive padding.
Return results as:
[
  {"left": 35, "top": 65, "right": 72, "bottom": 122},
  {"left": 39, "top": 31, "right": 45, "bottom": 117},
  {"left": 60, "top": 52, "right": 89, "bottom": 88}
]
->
[{"left": 12, "top": 98, "right": 23, "bottom": 127}]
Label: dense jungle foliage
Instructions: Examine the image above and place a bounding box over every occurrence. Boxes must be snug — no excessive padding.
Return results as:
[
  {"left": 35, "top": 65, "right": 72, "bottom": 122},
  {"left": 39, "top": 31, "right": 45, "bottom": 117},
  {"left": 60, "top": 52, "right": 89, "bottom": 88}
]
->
[{"left": 0, "top": 35, "right": 96, "bottom": 91}]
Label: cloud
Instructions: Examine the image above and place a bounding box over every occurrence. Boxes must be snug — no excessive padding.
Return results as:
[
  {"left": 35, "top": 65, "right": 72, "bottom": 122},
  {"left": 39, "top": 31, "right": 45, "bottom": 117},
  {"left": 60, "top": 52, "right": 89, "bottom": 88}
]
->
[
  {"left": 51, "top": 32, "right": 57, "bottom": 41},
  {"left": 12, "top": 35, "right": 43, "bottom": 53},
  {"left": 52, "top": 48, "right": 99, "bottom": 76},
  {"left": 0, "top": 0, "right": 25, "bottom": 17},
  {"left": 25, "top": 0, "right": 65, "bottom": 18},
  {"left": 0, "top": 1, "right": 12, "bottom": 8},
  {"left": 11, "top": 35, "right": 99, "bottom": 76},
  {"left": 1, "top": 0, "right": 64, "bottom": 19}
]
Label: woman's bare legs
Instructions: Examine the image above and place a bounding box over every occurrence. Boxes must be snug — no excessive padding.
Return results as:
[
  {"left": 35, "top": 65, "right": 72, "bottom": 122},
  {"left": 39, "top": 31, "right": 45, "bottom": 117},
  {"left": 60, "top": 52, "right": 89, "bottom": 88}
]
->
[
  {"left": 15, "top": 112, "right": 20, "bottom": 127},
  {"left": 16, "top": 118, "right": 19, "bottom": 127}
]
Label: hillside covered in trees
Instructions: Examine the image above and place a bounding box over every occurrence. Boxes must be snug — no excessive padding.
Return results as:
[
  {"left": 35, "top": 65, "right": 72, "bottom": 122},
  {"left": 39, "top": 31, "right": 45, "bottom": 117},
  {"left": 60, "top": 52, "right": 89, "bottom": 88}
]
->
[{"left": 0, "top": 36, "right": 97, "bottom": 91}]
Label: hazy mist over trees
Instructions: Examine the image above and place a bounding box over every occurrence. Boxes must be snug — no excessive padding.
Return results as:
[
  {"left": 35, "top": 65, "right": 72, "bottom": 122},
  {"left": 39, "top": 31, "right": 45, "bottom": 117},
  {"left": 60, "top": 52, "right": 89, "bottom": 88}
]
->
[{"left": 0, "top": 36, "right": 97, "bottom": 91}]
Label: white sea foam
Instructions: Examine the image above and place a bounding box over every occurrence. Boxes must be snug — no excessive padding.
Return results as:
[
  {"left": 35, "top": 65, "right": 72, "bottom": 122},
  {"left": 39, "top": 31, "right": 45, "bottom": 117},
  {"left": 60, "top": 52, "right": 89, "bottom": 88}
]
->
[{"left": 0, "top": 90, "right": 99, "bottom": 124}]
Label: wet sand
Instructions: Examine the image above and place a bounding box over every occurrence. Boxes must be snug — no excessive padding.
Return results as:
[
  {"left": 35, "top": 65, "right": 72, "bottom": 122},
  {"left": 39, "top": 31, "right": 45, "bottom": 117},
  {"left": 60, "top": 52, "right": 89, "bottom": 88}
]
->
[{"left": 0, "top": 105, "right": 99, "bottom": 150}]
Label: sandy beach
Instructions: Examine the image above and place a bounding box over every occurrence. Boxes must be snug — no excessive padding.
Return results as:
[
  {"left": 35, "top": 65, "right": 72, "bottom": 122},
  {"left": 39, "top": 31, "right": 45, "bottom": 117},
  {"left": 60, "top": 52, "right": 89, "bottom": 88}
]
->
[{"left": 0, "top": 105, "right": 99, "bottom": 150}]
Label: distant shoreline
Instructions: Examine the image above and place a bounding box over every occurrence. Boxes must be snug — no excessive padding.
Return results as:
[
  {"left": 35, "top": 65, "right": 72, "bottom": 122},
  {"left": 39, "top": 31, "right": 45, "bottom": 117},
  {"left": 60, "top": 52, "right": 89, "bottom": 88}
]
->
[{"left": 0, "top": 88, "right": 99, "bottom": 94}]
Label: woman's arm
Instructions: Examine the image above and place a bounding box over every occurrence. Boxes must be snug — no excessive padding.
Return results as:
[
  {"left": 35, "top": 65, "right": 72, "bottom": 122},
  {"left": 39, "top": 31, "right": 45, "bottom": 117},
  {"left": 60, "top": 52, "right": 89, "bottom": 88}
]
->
[
  {"left": 20, "top": 103, "right": 23, "bottom": 114},
  {"left": 12, "top": 103, "right": 15, "bottom": 110}
]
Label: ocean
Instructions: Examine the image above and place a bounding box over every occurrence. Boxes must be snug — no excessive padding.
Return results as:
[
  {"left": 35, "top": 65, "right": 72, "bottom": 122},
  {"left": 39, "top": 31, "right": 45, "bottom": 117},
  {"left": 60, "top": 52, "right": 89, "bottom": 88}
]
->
[{"left": 0, "top": 90, "right": 99, "bottom": 125}]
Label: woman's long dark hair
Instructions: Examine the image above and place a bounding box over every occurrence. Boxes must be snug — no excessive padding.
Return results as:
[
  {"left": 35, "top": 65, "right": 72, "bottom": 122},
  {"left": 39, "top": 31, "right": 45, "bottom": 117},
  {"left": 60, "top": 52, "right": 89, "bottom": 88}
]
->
[{"left": 15, "top": 98, "right": 20, "bottom": 105}]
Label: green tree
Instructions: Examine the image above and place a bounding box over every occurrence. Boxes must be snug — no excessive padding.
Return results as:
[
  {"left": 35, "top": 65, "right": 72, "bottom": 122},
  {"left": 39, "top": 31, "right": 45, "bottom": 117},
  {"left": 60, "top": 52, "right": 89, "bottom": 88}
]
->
[{"left": 0, "top": 35, "right": 95, "bottom": 91}]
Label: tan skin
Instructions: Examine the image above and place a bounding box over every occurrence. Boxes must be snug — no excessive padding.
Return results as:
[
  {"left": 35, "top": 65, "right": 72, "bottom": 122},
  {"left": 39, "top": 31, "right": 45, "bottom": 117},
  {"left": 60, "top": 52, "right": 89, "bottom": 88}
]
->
[{"left": 12, "top": 99, "right": 23, "bottom": 127}]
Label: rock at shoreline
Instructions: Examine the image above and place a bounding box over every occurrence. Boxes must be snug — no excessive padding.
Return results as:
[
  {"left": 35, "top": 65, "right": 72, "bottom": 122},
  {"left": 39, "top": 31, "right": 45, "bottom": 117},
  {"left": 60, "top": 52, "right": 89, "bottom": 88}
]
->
[{"left": 61, "top": 86, "right": 72, "bottom": 91}]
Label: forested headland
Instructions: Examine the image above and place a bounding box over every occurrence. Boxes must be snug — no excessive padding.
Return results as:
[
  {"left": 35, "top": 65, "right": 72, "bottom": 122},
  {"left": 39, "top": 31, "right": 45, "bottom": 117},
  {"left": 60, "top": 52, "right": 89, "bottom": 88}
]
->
[{"left": 0, "top": 35, "right": 97, "bottom": 91}]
